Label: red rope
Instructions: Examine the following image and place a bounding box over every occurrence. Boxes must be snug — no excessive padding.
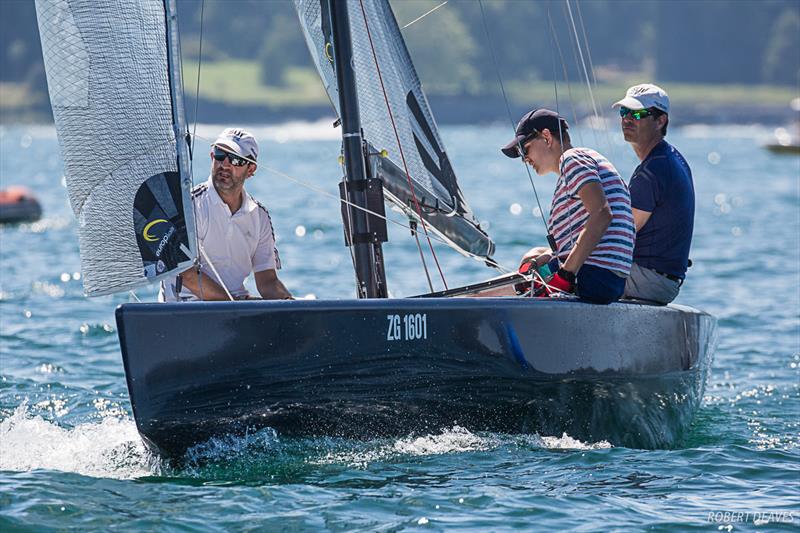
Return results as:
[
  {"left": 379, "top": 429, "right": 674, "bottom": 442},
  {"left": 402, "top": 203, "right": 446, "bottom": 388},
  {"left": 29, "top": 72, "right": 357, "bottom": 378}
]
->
[{"left": 356, "top": 0, "right": 448, "bottom": 291}]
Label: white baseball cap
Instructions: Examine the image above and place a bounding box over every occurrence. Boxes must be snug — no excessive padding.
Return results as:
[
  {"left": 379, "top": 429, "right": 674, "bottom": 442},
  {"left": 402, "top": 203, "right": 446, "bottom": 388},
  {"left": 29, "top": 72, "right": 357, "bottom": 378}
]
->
[
  {"left": 213, "top": 128, "right": 258, "bottom": 163},
  {"left": 612, "top": 84, "right": 670, "bottom": 113}
]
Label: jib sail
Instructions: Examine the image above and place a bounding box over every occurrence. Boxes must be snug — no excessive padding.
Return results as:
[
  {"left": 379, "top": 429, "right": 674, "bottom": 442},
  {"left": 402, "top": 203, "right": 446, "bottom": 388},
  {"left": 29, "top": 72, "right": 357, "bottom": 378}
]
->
[{"left": 35, "top": 0, "right": 196, "bottom": 296}]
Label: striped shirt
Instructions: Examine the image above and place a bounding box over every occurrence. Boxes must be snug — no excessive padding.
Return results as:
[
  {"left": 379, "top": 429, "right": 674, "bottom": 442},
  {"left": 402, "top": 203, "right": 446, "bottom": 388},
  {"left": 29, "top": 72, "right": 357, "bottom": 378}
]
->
[{"left": 547, "top": 148, "right": 635, "bottom": 276}]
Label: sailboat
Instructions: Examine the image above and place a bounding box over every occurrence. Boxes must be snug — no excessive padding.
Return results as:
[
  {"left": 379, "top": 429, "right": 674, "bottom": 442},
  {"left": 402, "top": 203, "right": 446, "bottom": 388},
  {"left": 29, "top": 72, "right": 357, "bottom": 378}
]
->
[{"left": 36, "top": 0, "right": 716, "bottom": 457}]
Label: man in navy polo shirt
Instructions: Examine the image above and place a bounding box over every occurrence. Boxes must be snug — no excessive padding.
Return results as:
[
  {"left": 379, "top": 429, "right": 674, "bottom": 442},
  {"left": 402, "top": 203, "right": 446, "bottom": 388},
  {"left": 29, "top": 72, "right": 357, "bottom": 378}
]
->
[{"left": 612, "top": 84, "right": 694, "bottom": 304}]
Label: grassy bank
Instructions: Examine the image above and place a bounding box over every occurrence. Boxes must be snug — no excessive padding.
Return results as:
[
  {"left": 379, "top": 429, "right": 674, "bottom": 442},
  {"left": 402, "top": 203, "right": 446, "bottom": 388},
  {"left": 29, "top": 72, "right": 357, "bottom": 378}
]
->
[
  {"left": 2, "top": 59, "right": 797, "bottom": 124},
  {"left": 181, "top": 60, "right": 798, "bottom": 108}
]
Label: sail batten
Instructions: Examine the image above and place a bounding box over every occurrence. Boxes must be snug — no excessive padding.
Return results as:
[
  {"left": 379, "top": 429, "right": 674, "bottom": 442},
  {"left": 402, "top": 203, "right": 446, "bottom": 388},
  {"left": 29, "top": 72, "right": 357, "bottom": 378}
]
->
[
  {"left": 35, "top": 0, "right": 196, "bottom": 296},
  {"left": 295, "top": 0, "right": 494, "bottom": 259}
]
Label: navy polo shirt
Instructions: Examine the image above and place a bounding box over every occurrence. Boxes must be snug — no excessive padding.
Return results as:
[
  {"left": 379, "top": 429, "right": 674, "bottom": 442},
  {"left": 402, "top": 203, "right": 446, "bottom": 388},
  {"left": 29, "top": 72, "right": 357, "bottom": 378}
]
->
[{"left": 629, "top": 140, "right": 694, "bottom": 279}]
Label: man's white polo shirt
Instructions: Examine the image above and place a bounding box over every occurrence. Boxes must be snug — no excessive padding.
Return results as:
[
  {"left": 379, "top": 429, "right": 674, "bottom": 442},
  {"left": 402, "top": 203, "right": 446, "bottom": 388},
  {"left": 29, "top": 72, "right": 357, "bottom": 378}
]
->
[{"left": 159, "top": 178, "right": 280, "bottom": 301}]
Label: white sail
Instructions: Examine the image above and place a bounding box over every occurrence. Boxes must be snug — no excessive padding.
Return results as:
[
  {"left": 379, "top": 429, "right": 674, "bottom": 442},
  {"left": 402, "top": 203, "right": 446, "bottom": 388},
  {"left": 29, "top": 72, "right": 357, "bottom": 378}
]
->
[
  {"left": 295, "top": 0, "right": 494, "bottom": 258},
  {"left": 35, "top": 0, "right": 196, "bottom": 296}
]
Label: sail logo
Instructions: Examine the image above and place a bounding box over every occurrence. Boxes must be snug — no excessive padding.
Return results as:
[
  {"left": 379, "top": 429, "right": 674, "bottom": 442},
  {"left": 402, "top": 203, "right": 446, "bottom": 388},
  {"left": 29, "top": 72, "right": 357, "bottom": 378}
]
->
[
  {"left": 143, "top": 219, "right": 168, "bottom": 242},
  {"left": 156, "top": 227, "right": 176, "bottom": 258}
]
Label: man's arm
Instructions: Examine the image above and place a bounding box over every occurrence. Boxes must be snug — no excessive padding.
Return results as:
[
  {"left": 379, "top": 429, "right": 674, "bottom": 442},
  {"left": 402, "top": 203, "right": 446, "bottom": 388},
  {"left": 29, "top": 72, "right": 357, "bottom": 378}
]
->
[
  {"left": 631, "top": 207, "right": 652, "bottom": 232},
  {"left": 179, "top": 268, "right": 233, "bottom": 301},
  {"left": 561, "top": 181, "right": 612, "bottom": 274},
  {"left": 255, "top": 269, "right": 292, "bottom": 300}
]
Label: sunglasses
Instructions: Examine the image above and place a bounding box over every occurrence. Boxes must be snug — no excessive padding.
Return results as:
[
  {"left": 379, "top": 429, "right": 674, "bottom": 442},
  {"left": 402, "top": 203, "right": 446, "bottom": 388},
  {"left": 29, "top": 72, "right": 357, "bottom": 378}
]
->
[
  {"left": 619, "top": 107, "right": 654, "bottom": 120},
  {"left": 516, "top": 130, "right": 540, "bottom": 156},
  {"left": 212, "top": 147, "right": 251, "bottom": 167}
]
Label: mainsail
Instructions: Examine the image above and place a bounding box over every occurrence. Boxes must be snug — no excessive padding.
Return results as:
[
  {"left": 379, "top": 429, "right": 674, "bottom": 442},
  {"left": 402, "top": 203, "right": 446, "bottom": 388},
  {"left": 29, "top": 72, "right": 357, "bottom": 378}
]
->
[
  {"left": 295, "top": 0, "right": 495, "bottom": 259},
  {"left": 35, "top": 0, "right": 196, "bottom": 296}
]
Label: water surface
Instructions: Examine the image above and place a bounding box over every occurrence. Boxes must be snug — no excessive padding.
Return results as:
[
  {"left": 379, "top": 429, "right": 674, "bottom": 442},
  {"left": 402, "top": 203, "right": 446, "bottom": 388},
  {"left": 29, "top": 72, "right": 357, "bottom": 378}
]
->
[{"left": 1, "top": 123, "right": 798, "bottom": 530}]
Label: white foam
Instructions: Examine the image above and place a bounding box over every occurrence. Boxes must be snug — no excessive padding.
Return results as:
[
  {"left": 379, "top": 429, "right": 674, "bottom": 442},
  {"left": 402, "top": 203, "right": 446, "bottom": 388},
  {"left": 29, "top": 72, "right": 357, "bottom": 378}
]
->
[
  {"left": 392, "top": 425, "right": 496, "bottom": 455},
  {"left": 0, "top": 404, "right": 156, "bottom": 479},
  {"left": 534, "top": 432, "right": 612, "bottom": 450}
]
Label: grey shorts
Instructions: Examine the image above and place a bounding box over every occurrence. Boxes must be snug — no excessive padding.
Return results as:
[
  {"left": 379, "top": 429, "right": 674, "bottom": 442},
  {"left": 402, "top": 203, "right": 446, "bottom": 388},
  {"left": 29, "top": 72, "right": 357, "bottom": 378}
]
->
[{"left": 623, "top": 262, "right": 681, "bottom": 304}]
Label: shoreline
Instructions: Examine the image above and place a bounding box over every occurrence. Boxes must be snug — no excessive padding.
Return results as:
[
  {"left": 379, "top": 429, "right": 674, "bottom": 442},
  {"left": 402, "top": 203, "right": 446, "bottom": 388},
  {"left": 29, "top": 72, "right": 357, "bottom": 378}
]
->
[{"left": 2, "top": 96, "right": 797, "bottom": 127}]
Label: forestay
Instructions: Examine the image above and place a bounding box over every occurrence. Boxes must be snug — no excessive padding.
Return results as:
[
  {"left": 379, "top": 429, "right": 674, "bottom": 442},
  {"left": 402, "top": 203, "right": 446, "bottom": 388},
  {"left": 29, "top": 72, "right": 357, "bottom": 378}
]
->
[
  {"left": 35, "top": 0, "right": 195, "bottom": 296},
  {"left": 294, "top": 0, "right": 494, "bottom": 259}
]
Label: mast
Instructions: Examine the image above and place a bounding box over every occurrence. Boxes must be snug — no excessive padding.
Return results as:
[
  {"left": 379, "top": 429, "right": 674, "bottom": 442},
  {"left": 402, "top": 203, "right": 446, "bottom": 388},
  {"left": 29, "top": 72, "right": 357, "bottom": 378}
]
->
[{"left": 329, "top": 0, "right": 388, "bottom": 298}]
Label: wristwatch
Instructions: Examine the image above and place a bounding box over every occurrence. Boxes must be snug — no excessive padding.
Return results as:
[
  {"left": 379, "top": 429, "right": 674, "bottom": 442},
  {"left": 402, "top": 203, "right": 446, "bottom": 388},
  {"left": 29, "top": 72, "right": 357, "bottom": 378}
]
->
[{"left": 557, "top": 268, "right": 576, "bottom": 283}]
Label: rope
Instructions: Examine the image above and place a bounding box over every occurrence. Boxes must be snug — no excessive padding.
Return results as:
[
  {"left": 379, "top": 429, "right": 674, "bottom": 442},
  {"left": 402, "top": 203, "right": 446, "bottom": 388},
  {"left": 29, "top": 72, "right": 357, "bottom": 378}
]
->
[
  {"left": 477, "top": 0, "right": 548, "bottom": 230},
  {"left": 197, "top": 242, "right": 235, "bottom": 301},
  {"left": 565, "top": 1, "right": 601, "bottom": 134},
  {"left": 186, "top": 0, "right": 205, "bottom": 288},
  {"left": 546, "top": 7, "right": 579, "bottom": 253},
  {"left": 357, "top": 0, "right": 447, "bottom": 291},
  {"left": 401, "top": 1, "right": 448, "bottom": 29},
  {"left": 190, "top": 0, "right": 205, "bottom": 159},
  {"left": 410, "top": 220, "right": 435, "bottom": 295},
  {"left": 338, "top": 154, "right": 364, "bottom": 293},
  {"left": 546, "top": 7, "right": 583, "bottom": 148},
  {"left": 259, "top": 162, "right": 512, "bottom": 274},
  {"left": 571, "top": 0, "right": 621, "bottom": 165}
]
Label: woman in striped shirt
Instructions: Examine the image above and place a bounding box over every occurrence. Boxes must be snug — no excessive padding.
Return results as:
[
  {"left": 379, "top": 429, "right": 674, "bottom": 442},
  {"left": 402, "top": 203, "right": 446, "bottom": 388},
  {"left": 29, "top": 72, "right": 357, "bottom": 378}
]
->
[{"left": 501, "top": 108, "right": 635, "bottom": 304}]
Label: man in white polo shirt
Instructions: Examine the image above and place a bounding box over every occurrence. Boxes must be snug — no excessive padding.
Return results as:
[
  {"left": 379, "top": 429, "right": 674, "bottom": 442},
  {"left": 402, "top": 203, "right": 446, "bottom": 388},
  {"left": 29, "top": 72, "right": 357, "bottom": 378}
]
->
[{"left": 159, "top": 127, "right": 291, "bottom": 301}]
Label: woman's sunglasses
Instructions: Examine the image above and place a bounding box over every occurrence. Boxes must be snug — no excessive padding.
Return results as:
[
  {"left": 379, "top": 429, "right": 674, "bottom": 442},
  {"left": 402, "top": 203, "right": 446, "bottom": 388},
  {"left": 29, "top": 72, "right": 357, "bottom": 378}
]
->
[
  {"left": 212, "top": 147, "right": 251, "bottom": 167},
  {"left": 619, "top": 107, "right": 654, "bottom": 120}
]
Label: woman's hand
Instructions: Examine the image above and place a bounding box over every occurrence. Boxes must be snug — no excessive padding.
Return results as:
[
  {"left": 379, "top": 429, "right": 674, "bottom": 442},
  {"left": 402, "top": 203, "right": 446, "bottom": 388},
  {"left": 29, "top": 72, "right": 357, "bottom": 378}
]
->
[{"left": 520, "top": 246, "right": 554, "bottom": 271}]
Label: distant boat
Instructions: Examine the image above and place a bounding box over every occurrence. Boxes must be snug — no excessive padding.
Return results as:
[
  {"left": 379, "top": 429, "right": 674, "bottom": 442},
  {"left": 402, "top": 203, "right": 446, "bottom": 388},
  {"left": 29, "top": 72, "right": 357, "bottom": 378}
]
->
[
  {"left": 766, "top": 144, "right": 800, "bottom": 155},
  {"left": 765, "top": 117, "right": 800, "bottom": 155},
  {"left": 0, "top": 186, "right": 42, "bottom": 224}
]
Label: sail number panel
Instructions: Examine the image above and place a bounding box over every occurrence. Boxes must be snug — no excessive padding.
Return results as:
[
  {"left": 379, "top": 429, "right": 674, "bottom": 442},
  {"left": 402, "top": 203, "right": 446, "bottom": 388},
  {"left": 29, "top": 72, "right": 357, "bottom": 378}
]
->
[{"left": 386, "top": 313, "right": 428, "bottom": 342}]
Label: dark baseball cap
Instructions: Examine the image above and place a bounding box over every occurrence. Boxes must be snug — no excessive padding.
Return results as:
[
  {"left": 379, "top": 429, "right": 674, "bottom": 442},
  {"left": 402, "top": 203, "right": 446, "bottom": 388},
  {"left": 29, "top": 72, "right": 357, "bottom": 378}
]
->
[{"left": 501, "top": 108, "right": 569, "bottom": 158}]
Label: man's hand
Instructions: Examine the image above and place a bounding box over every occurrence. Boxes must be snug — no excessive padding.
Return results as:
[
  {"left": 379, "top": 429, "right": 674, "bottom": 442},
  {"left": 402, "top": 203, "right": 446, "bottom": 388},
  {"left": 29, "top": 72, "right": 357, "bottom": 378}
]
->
[{"left": 255, "top": 269, "right": 292, "bottom": 300}]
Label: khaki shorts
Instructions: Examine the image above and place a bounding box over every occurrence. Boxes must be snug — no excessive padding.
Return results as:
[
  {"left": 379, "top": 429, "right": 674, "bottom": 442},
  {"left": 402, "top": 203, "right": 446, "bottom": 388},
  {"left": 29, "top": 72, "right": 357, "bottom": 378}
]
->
[{"left": 623, "top": 262, "right": 681, "bottom": 304}]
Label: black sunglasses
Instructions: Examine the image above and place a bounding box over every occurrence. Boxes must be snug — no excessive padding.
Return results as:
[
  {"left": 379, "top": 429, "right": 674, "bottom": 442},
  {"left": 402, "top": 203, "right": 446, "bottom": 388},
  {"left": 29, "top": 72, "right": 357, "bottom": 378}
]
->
[
  {"left": 212, "top": 147, "right": 251, "bottom": 167},
  {"left": 516, "top": 130, "right": 540, "bottom": 156}
]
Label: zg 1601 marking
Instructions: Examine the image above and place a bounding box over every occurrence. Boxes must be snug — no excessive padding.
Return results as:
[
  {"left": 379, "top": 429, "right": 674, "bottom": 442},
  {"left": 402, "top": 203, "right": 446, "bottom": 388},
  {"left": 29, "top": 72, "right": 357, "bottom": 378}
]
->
[{"left": 386, "top": 313, "right": 427, "bottom": 341}]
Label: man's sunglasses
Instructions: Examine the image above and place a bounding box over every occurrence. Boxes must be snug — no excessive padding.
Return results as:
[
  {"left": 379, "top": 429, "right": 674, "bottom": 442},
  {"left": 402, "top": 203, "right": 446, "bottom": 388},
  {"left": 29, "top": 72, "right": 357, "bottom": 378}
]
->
[
  {"left": 212, "top": 147, "right": 251, "bottom": 167},
  {"left": 619, "top": 107, "right": 654, "bottom": 120}
]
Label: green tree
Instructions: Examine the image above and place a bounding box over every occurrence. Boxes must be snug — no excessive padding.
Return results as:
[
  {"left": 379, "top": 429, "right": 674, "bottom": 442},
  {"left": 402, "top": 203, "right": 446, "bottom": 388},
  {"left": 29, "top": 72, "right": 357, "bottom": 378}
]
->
[
  {"left": 257, "top": 9, "right": 311, "bottom": 85},
  {"left": 392, "top": 0, "right": 480, "bottom": 94},
  {"left": 762, "top": 7, "right": 800, "bottom": 86}
]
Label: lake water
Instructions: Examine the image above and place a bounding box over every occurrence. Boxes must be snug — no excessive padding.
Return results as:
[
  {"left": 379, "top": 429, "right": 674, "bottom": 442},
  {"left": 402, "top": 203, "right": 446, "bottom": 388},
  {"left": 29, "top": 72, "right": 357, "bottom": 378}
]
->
[{"left": 1, "top": 122, "right": 798, "bottom": 530}]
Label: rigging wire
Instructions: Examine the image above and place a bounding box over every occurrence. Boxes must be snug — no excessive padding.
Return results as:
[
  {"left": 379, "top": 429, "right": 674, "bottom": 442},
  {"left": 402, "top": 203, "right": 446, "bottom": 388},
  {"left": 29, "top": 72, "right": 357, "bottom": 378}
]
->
[
  {"left": 401, "top": 1, "right": 448, "bottom": 29},
  {"left": 546, "top": 6, "right": 581, "bottom": 253},
  {"left": 573, "top": 0, "right": 621, "bottom": 164},
  {"left": 574, "top": 2, "right": 599, "bottom": 89},
  {"left": 338, "top": 155, "right": 367, "bottom": 295},
  {"left": 546, "top": 7, "right": 582, "bottom": 148},
  {"left": 188, "top": 0, "right": 206, "bottom": 299},
  {"left": 259, "top": 162, "right": 512, "bottom": 274},
  {"left": 564, "top": 0, "right": 601, "bottom": 130},
  {"left": 476, "top": 0, "right": 549, "bottom": 231},
  {"left": 563, "top": 0, "right": 620, "bottom": 160},
  {"left": 356, "top": 0, "right": 447, "bottom": 292},
  {"left": 190, "top": 0, "right": 205, "bottom": 160}
]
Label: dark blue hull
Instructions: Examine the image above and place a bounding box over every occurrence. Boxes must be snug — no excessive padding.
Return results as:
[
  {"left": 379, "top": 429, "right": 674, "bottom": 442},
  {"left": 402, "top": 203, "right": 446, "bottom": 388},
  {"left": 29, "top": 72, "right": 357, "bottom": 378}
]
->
[{"left": 116, "top": 298, "right": 716, "bottom": 456}]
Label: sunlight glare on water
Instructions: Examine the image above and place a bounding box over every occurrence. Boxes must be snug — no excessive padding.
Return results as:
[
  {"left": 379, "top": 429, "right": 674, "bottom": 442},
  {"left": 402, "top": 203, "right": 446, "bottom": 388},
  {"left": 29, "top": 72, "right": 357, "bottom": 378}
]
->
[{"left": 1, "top": 123, "right": 798, "bottom": 530}]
